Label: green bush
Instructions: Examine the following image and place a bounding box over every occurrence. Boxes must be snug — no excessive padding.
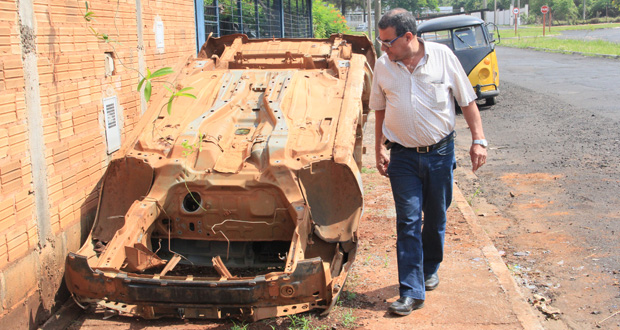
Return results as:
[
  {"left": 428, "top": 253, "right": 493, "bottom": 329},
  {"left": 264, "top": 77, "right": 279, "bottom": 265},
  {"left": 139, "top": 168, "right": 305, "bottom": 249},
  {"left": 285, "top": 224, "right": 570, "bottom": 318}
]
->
[{"left": 313, "top": 0, "right": 350, "bottom": 38}]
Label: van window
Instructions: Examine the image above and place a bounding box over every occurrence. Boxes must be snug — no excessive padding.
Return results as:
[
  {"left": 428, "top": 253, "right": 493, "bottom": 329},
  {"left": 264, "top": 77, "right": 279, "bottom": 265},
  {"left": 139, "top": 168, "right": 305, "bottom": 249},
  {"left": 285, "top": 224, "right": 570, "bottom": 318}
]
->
[
  {"left": 420, "top": 30, "right": 452, "bottom": 48},
  {"left": 453, "top": 25, "right": 487, "bottom": 50}
]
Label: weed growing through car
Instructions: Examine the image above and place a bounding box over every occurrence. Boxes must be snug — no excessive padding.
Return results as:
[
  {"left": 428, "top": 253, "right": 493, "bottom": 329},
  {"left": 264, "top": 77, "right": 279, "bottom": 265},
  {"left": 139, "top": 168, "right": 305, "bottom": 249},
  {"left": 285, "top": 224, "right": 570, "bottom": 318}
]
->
[
  {"left": 287, "top": 314, "right": 312, "bottom": 330},
  {"left": 230, "top": 321, "right": 249, "bottom": 330}
]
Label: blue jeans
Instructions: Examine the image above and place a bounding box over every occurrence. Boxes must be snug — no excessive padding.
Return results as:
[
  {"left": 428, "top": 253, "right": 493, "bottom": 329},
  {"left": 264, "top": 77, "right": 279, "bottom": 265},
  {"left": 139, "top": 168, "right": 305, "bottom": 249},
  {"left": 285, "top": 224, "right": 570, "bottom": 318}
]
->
[{"left": 387, "top": 139, "right": 455, "bottom": 300}]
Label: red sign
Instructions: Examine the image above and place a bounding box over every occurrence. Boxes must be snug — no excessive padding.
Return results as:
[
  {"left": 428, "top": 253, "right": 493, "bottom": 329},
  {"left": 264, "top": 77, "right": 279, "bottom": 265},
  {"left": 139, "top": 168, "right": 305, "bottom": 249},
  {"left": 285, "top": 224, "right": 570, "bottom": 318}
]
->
[
  {"left": 541, "top": 5, "right": 549, "bottom": 14},
  {"left": 513, "top": 8, "right": 519, "bottom": 14}
]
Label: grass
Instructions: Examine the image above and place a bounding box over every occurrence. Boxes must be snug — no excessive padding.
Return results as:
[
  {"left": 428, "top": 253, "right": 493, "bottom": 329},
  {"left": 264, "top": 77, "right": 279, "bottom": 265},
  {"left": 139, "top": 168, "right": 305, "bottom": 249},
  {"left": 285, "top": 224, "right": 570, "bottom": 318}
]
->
[
  {"left": 503, "top": 23, "right": 620, "bottom": 38},
  {"left": 467, "top": 187, "right": 481, "bottom": 206},
  {"left": 230, "top": 321, "right": 249, "bottom": 330},
  {"left": 361, "top": 166, "right": 377, "bottom": 174},
  {"left": 341, "top": 308, "right": 357, "bottom": 328},
  {"left": 502, "top": 37, "right": 620, "bottom": 56},
  {"left": 499, "top": 23, "right": 620, "bottom": 56},
  {"left": 287, "top": 314, "right": 313, "bottom": 330}
]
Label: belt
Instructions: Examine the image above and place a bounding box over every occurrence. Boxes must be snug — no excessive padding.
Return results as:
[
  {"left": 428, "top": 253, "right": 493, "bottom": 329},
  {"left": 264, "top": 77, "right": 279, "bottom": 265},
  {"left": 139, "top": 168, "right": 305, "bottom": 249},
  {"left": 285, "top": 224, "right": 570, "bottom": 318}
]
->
[{"left": 385, "top": 131, "right": 455, "bottom": 153}]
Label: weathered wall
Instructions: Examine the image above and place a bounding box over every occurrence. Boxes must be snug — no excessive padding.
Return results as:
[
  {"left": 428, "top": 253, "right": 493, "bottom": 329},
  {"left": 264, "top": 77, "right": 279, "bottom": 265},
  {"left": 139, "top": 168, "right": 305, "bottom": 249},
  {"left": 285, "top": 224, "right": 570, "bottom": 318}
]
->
[{"left": 0, "top": 0, "right": 196, "bottom": 327}]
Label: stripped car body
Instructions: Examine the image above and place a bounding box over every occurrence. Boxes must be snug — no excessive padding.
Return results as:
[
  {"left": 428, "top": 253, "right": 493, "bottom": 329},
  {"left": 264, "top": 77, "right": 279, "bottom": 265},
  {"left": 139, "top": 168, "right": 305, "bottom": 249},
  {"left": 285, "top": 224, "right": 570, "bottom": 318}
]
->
[{"left": 65, "top": 34, "right": 375, "bottom": 321}]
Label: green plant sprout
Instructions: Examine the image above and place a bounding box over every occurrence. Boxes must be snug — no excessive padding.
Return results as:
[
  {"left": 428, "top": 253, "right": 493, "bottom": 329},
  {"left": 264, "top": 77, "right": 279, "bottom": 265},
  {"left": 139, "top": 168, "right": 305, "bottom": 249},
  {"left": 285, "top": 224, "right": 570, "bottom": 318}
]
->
[{"left": 82, "top": 1, "right": 195, "bottom": 115}]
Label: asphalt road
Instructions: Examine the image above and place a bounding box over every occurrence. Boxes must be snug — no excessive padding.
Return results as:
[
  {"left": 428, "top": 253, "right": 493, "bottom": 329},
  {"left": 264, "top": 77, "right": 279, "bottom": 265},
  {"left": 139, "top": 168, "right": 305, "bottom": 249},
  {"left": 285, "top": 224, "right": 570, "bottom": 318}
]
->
[
  {"left": 454, "top": 46, "right": 620, "bottom": 329},
  {"left": 557, "top": 26, "right": 620, "bottom": 44},
  {"left": 496, "top": 45, "right": 620, "bottom": 120}
]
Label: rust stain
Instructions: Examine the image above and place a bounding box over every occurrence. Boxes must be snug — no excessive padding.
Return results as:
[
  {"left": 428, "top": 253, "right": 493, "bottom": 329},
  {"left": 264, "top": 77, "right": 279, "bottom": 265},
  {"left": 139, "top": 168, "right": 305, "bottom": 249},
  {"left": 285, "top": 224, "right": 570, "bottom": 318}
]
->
[{"left": 64, "top": 34, "right": 375, "bottom": 321}]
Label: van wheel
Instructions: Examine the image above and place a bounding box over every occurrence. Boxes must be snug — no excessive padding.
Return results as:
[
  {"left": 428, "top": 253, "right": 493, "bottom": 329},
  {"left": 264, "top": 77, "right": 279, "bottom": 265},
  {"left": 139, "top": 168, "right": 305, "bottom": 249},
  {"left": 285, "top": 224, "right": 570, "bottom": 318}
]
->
[{"left": 486, "top": 97, "right": 496, "bottom": 106}]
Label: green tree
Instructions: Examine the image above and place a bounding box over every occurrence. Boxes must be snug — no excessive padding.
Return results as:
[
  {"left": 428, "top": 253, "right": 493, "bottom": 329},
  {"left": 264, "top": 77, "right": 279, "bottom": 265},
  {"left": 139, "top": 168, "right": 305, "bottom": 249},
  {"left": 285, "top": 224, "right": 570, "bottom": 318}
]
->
[
  {"left": 590, "top": 0, "right": 619, "bottom": 17},
  {"left": 313, "top": 0, "right": 351, "bottom": 38},
  {"left": 327, "top": 0, "right": 367, "bottom": 15},
  {"left": 527, "top": 0, "right": 577, "bottom": 21},
  {"left": 385, "top": 0, "right": 440, "bottom": 14}
]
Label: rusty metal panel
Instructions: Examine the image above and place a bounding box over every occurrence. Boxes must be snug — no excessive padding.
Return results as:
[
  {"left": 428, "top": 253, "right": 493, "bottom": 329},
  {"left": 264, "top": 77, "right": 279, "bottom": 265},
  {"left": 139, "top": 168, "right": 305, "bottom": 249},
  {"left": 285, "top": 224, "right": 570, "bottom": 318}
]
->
[{"left": 65, "top": 34, "right": 375, "bottom": 321}]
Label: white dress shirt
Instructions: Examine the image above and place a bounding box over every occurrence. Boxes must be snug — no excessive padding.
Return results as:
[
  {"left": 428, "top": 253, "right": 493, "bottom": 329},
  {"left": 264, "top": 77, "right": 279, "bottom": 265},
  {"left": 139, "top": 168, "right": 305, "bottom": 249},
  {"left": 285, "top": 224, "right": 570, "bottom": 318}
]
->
[{"left": 369, "top": 38, "right": 476, "bottom": 147}]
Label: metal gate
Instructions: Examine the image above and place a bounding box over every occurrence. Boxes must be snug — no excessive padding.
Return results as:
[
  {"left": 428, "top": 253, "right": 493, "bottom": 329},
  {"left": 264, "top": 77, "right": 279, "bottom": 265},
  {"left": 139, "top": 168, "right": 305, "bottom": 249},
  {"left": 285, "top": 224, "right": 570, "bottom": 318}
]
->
[{"left": 195, "top": 0, "right": 313, "bottom": 49}]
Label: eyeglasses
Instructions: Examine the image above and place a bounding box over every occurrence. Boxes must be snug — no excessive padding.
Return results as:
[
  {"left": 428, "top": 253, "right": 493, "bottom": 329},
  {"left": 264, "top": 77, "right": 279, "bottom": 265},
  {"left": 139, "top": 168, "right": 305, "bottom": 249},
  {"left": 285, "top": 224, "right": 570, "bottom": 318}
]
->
[{"left": 376, "top": 33, "right": 405, "bottom": 48}]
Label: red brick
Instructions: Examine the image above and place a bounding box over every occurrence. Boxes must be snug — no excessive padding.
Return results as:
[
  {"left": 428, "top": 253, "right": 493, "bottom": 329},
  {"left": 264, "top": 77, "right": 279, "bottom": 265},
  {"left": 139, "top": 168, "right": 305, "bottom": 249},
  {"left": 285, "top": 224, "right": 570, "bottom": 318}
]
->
[
  {"left": 0, "top": 111, "right": 17, "bottom": 124},
  {"left": 0, "top": 159, "right": 20, "bottom": 174},
  {"left": 0, "top": 203, "right": 16, "bottom": 232},
  {"left": 21, "top": 169, "right": 31, "bottom": 185},
  {"left": 15, "top": 204, "right": 32, "bottom": 221},
  {"left": 4, "top": 77, "right": 24, "bottom": 89},
  {"left": 7, "top": 131, "right": 26, "bottom": 145},
  {"left": 14, "top": 192, "right": 32, "bottom": 212},
  {"left": 62, "top": 182, "right": 77, "bottom": 198},
  {"left": 6, "top": 226, "right": 28, "bottom": 261},
  {"left": 43, "top": 131, "right": 59, "bottom": 145},
  {"left": 27, "top": 233, "right": 38, "bottom": 249},
  {"left": 8, "top": 124, "right": 24, "bottom": 137},
  {"left": 58, "top": 204, "right": 73, "bottom": 222},
  {"left": 0, "top": 163, "right": 22, "bottom": 183},
  {"left": 72, "top": 114, "right": 88, "bottom": 126},
  {"left": 0, "top": 128, "right": 7, "bottom": 146},
  {"left": 58, "top": 127, "right": 73, "bottom": 140},
  {"left": 1, "top": 177, "right": 22, "bottom": 193},
  {"left": 8, "top": 140, "right": 27, "bottom": 157},
  {"left": 49, "top": 189, "right": 63, "bottom": 205},
  {"left": 64, "top": 97, "right": 79, "bottom": 109},
  {"left": 3, "top": 68, "right": 23, "bottom": 79},
  {"left": 7, "top": 238, "right": 28, "bottom": 262},
  {"left": 2, "top": 57, "right": 22, "bottom": 70},
  {"left": 0, "top": 93, "right": 15, "bottom": 106}
]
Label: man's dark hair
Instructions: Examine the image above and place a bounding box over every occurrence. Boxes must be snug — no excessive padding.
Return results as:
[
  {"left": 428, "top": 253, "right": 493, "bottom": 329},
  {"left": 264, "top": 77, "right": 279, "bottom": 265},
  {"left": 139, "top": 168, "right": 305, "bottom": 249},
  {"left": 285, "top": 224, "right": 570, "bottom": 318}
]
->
[{"left": 378, "top": 8, "right": 417, "bottom": 36}]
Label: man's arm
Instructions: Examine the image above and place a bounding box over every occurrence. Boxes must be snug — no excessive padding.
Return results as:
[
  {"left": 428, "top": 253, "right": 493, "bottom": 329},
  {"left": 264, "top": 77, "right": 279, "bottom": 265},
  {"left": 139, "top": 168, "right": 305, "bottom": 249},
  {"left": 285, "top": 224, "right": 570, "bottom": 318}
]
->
[
  {"left": 374, "top": 110, "right": 389, "bottom": 177},
  {"left": 460, "top": 101, "right": 487, "bottom": 172}
]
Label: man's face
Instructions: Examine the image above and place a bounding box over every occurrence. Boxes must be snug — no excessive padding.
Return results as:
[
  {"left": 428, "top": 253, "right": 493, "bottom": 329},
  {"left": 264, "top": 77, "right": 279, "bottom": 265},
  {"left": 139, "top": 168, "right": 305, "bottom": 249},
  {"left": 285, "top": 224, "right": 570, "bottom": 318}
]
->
[{"left": 378, "top": 26, "right": 410, "bottom": 62}]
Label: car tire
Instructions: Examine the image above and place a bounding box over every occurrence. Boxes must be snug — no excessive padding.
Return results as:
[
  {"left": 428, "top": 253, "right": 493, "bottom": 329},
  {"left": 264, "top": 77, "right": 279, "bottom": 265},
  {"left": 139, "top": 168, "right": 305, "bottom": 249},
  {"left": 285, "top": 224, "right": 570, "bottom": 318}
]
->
[{"left": 485, "top": 97, "right": 496, "bottom": 106}]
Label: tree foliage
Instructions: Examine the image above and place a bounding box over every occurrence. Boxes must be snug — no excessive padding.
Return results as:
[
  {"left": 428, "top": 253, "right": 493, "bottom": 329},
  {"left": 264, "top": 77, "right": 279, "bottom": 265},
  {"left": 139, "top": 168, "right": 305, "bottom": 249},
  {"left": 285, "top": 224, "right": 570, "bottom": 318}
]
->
[
  {"left": 313, "top": 0, "right": 351, "bottom": 38},
  {"left": 529, "top": 0, "right": 579, "bottom": 21},
  {"left": 384, "top": 0, "right": 440, "bottom": 14}
]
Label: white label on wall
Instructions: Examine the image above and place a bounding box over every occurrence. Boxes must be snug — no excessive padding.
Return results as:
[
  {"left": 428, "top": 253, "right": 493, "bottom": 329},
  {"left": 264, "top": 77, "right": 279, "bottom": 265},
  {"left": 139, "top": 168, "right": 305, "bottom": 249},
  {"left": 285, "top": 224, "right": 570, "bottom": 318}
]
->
[
  {"left": 155, "top": 20, "right": 165, "bottom": 51},
  {"left": 103, "top": 96, "right": 121, "bottom": 154}
]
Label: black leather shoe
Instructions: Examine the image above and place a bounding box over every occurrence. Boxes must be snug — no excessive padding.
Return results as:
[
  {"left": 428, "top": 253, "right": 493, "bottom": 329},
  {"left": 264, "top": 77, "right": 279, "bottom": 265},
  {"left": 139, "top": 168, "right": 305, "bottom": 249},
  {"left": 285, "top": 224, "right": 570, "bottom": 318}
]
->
[
  {"left": 388, "top": 297, "right": 424, "bottom": 316},
  {"left": 425, "top": 273, "right": 439, "bottom": 291}
]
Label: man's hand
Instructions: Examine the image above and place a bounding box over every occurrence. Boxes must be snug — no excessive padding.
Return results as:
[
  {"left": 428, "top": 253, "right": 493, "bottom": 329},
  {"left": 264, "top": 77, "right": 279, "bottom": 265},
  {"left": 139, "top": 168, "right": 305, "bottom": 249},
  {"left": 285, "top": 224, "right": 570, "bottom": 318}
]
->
[
  {"left": 376, "top": 147, "right": 390, "bottom": 177},
  {"left": 470, "top": 144, "right": 487, "bottom": 173}
]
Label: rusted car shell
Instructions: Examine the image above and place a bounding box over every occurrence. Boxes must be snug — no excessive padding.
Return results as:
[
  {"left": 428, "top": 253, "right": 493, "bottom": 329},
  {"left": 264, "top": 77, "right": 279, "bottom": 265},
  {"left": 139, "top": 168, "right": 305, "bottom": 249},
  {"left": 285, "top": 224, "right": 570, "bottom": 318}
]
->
[{"left": 65, "top": 34, "right": 375, "bottom": 321}]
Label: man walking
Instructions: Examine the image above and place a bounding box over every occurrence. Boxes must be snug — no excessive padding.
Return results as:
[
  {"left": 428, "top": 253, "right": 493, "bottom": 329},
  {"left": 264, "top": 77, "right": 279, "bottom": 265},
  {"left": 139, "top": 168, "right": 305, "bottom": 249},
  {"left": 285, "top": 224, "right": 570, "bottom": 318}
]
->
[{"left": 370, "top": 9, "right": 488, "bottom": 316}]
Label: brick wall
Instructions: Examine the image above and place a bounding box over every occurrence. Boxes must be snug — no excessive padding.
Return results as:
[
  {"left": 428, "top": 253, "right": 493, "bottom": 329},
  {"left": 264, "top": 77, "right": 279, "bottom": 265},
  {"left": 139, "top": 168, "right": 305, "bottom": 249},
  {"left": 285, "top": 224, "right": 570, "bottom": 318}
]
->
[{"left": 0, "top": 0, "right": 196, "bottom": 327}]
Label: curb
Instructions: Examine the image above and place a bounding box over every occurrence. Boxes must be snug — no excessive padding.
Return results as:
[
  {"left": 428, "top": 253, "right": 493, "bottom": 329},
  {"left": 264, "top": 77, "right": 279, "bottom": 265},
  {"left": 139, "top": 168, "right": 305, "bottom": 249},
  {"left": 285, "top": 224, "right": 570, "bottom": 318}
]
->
[{"left": 453, "top": 183, "right": 545, "bottom": 330}]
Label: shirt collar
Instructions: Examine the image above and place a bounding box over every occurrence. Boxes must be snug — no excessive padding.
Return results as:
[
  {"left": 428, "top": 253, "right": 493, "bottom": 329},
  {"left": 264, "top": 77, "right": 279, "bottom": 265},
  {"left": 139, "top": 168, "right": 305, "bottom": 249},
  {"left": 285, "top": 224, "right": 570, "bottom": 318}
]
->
[{"left": 392, "top": 37, "right": 429, "bottom": 71}]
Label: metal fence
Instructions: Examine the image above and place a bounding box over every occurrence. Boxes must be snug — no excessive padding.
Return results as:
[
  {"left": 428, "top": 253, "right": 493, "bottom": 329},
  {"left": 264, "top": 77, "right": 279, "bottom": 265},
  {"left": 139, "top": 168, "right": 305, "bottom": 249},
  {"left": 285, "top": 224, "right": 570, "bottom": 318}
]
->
[{"left": 202, "top": 0, "right": 312, "bottom": 39}]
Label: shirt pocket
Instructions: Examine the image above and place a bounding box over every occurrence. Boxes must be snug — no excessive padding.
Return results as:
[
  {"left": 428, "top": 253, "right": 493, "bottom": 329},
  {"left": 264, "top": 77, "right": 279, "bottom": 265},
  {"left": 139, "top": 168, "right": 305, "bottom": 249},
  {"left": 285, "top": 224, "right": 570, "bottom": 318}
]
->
[{"left": 430, "top": 81, "right": 449, "bottom": 108}]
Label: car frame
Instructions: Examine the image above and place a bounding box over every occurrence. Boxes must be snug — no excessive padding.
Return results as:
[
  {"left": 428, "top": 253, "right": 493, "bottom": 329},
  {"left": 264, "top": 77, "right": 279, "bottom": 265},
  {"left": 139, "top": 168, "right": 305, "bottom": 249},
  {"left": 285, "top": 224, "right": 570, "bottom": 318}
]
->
[{"left": 65, "top": 33, "right": 375, "bottom": 322}]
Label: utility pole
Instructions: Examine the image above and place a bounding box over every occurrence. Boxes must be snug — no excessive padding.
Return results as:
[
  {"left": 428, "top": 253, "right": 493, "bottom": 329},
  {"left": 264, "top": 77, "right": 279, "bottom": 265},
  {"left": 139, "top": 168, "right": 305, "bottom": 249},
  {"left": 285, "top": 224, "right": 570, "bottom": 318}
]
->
[
  {"left": 494, "top": 0, "right": 497, "bottom": 25},
  {"left": 374, "top": 0, "right": 381, "bottom": 55},
  {"left": 367, "top": 0, "right": 372, "bottom": 40},
  {"left": 583, "top": 0, "right": 586, "bottom": 21},
  {"left": 517, "top": 0, "right": 520, "bottom": 26}
]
